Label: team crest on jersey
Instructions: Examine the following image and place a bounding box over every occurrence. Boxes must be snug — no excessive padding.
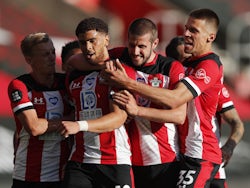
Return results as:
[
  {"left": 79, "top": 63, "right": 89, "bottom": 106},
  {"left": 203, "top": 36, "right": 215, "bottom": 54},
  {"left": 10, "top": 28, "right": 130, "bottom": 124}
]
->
[
  {"left": 222, "top": 87, "right": 230, "bottom": 98},
  {"left": 11, "top": 90, "right": 22, "bottom": 102},
  {"left": 195, "top": 68, "right": 211, "bottom": 84},
  {"left": 149, "top": 77, "right": 162, "bottom": 87},
  {"left": 81, "top": 90, "right": 96, "bottom": 109}
]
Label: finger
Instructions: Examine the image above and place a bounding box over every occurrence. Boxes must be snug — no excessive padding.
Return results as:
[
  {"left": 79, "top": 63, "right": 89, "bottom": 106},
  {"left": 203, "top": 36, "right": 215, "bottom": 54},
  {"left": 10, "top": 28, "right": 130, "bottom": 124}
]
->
[
  {"left": 108, "top": 60, "right": 114, "bottom": 71},
  {"left": 56, "top": 125, "right": 64, "bottom": 133},
  {"left": 113, "top": 92, "right": 129, "bottom": 101},
  {"left": 113, "top": 96, "right": 128, "bottom": 105},
  {"left": 123, "top": 90, "right": 132, "bottom": 97},
  {"left": 105, "top": 60, "right": 111, "bottom": 71},
  {"left": 60, "top": 129, "right": 66, "bottom": 136},
  {"left": 115, "top": 59, "right": 124, "bottom": 71},
  {"left": 113, "top": 99, "right": 126, "bottom": 109}
]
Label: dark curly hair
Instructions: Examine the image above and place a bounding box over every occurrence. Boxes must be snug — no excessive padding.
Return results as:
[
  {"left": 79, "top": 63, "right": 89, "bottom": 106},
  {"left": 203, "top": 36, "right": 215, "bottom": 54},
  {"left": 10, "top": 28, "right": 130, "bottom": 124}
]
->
[{"left": 75, "top": 17, "right": 108, "bottom": 37}]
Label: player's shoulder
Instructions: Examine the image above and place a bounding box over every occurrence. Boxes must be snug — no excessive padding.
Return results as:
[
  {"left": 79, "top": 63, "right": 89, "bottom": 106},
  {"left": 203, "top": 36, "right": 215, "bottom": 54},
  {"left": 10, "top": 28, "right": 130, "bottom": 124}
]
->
[
  {"left": 9, "top": 74, "right": 31, "bottom": 85},
  {"left": 157, "top": 54, "right": 183, "bottom": 70},
  {"left": 198, "top": 53, "right": 222, "bottom": 67}
]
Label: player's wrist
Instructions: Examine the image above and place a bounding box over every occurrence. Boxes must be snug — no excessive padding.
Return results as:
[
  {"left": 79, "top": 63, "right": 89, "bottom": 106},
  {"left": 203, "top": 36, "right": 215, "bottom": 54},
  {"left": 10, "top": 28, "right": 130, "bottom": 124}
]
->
[
  {"left": 226, "top": 139, "right": 237, "bottom": 150},
  {"left": 77, "top": 121, "right": 89, "bottom": 131}
]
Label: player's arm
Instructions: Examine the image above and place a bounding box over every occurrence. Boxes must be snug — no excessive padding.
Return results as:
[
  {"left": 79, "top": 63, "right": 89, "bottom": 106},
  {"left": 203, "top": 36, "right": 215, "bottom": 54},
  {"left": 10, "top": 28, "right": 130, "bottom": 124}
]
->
[
  {"left": 16, "top": 109, "right": 61, "bottom": 136},
  {"left": 61, "top": 99, "right": 128, "bottom": 136},
  {"left": 112, "top": 90, "right": 186, "bottom": 124},
  {"left": 221, "top": 108, "right": 244, "bottom": 166},
  {"left": 102, "top": 60, "right": 193, "bottom": 109},
  {"left": 136, "top": 104, "right": 186, "bottom": 124}
]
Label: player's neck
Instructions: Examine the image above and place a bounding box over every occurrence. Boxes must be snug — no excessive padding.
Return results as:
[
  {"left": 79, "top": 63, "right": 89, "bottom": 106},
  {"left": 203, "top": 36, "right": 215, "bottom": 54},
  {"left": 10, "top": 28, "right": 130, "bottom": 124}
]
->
[{"left": 31, "top": 72, "right": 55, "bottom": 88}]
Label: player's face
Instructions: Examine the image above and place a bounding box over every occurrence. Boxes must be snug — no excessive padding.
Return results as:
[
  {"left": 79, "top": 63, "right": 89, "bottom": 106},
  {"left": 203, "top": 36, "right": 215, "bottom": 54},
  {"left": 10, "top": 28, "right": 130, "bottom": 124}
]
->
[
  {"left": 62, "top": 48, "right": 82, "bottom": 72},
  {"left": 177, "top": 44, "right": 192, "bottom": 62},
  {"left": 28, "top": 41, "right": 56, "bottom": 74},
  {"left": 127, "top": 33, "right": 156, "bottom": 67},
  {"left": 78, "top": 30, "right": 109, "bottom": 66},
  {"left": 184, "top": 17, "right": 211, "bottom": 57}
]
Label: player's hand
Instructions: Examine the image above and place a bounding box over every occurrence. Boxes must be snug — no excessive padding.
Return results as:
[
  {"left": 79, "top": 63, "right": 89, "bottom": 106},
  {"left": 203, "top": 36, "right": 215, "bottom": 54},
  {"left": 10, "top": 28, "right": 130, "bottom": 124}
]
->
[
  {"left": 111, "top": 90, "right": 139, "bottom": 117},
  {"left": 61, "top": 121, "right": 81, "bottom": 137},
  {"left": 221, "top": 139, "right": 236, "bottom": 167},
  {"left": 101, "top": 59, "right": 128, "bottom": 88}
]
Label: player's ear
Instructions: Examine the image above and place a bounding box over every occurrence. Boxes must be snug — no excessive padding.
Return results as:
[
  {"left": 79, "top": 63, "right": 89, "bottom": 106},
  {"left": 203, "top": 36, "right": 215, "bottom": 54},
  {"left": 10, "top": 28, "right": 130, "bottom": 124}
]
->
[
  {"left": 207, "top": 33, "right": 216, "bottom": 43},
  {"left": 105, "top": 34, "right": 110, "bottom": 47},
  {"left": 152, "top": 38, "right": 159, "bottom": 50},
  {"left": 25, "top": 56, "right": 32, "bottom": 65}
]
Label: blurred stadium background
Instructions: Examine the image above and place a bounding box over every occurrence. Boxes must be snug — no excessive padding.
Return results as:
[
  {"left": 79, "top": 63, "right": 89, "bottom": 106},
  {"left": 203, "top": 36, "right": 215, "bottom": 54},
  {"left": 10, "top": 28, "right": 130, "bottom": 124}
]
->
[{"left": 1, "top": 0, "right": 250, "bottom": 187}]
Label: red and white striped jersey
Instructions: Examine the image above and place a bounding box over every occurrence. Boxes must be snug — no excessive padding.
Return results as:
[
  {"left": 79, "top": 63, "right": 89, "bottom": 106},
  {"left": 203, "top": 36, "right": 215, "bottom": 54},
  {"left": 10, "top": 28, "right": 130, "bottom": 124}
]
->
[
  {"left": 66, "top": 65, "right": 136, "bottom": 165},
  {"left": 214, "top": 86, "right": 234, "bottom": 179},
  {"left": 110, "top": 47, "right": 185, "bottom": 166},
  {"left": 181, "top": 53, "right": 224, "bottom": 164},
  {"left": 8, "top": 73, "right": 71, "bottom": 182}
]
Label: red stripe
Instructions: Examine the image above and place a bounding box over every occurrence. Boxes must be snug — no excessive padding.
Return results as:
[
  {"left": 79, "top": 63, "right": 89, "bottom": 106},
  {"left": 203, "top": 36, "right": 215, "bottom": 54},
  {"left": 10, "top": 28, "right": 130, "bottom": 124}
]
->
[
  {"left": 129, "top": 120, "right": 144, "bottom": 165},
  {"left": 151, "top": 121, "right": 176, "bottom": 162},
  {"left": 194, "top": 160, "right": 214, "bottom": 188},
  {"left": 130, "top": 167, "right": 135, "bottom": 188},
  {"left": 25, "top": 91, "right": 47, "bottom": 181},
  {"left": 100, "top": 132, "right": 117, "bottom": 164},
  {"left": 26, "top": 138, "right": 44, "bottom": 181}
]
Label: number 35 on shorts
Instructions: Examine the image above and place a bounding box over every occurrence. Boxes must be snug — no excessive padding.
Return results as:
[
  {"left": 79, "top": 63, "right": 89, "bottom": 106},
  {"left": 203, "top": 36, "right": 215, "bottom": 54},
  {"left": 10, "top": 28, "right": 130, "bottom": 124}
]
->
[{"left": 177, "top": 170, "right": 196, "bottom": 187}]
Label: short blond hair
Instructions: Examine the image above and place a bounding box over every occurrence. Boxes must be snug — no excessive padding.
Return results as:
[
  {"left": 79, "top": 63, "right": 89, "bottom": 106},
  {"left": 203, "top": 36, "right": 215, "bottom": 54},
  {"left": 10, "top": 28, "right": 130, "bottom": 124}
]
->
[{"left": 20, "top": 32, "right": 51, "bottom": 56}]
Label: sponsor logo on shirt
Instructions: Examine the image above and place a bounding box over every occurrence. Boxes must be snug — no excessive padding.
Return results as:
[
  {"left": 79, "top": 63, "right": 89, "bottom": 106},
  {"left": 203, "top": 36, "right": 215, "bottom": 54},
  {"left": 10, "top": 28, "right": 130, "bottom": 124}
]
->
[
  {"left": 81, "top": 90, "right": 96, "bottom": 109},
  {"left": 222, "top": 87, "right": 230, "bottom": 98},
  {"left": 33, "top": 97, "right": 44, "bottom": 104},
  {"left": 137, "top": 77, "right": 146, "bottom": 83},
  {"left": 195, "top": 68, "right": 211, "bottom": 84},
  {"left": 11, "top": 90, "right": 22, "bottom": 102},
  {"left": 49, "top": 97, "right": 58, "bottom": 105},
  {"left": 86, "top": 77, "right": 95, "bottom": 88},
  {"left": 71, "top": 82, "right": 81, "bottom": 89},
  {"left": 179, "top": 73, "right": 185, "bottom": 80}
]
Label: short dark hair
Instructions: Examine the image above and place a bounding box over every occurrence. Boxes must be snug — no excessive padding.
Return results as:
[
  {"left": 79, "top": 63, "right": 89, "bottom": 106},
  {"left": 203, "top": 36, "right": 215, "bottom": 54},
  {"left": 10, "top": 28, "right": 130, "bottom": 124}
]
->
[
  {"left": 189, "top": 8, "right": 219, "bottom": 31},
  {"left": 75, "top": 17, "right": 109, "bottom": 37},
  {"left": 165, "top": 36, "right": 184, "bottom": 60},
  {"left": 128, "top": 18, "right": 158, "bottom": 42},
  {"left": 61, "top": 40, "right": 80, "bottom": 64}
]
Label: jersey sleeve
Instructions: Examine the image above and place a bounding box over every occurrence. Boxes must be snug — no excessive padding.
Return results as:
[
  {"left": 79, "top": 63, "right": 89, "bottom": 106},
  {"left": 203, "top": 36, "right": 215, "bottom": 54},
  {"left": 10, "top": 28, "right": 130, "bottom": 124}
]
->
[
  {"left": 8, "top": 79, "right": 34, "bottom": 114},
  {"left": 168, "top": 61, "right": 185, "bottom": 89},
  {"left": 217, "top": 86, "right": 234, "bottom": 113},
  {"left": 181, "top": 60, "right": 222, "bottom": 97}
]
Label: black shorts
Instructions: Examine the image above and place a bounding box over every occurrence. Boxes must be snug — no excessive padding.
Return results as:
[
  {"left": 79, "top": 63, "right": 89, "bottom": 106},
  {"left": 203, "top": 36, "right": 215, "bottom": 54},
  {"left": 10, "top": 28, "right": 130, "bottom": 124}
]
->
[
  {"left": 12, "top": 179, "right": 62, "bottom": 188},
  {"left": 210, "top": 178, "right": 228, "bottom": 188},
  {"left": 132, "top": 161, "right": 180, "bottom": 188},
  {"left": 177, "top": 155, "right": 220, "bottom": 188},
  {"left": 62, "top": 161, "right": 133, "bottom": 188}
]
